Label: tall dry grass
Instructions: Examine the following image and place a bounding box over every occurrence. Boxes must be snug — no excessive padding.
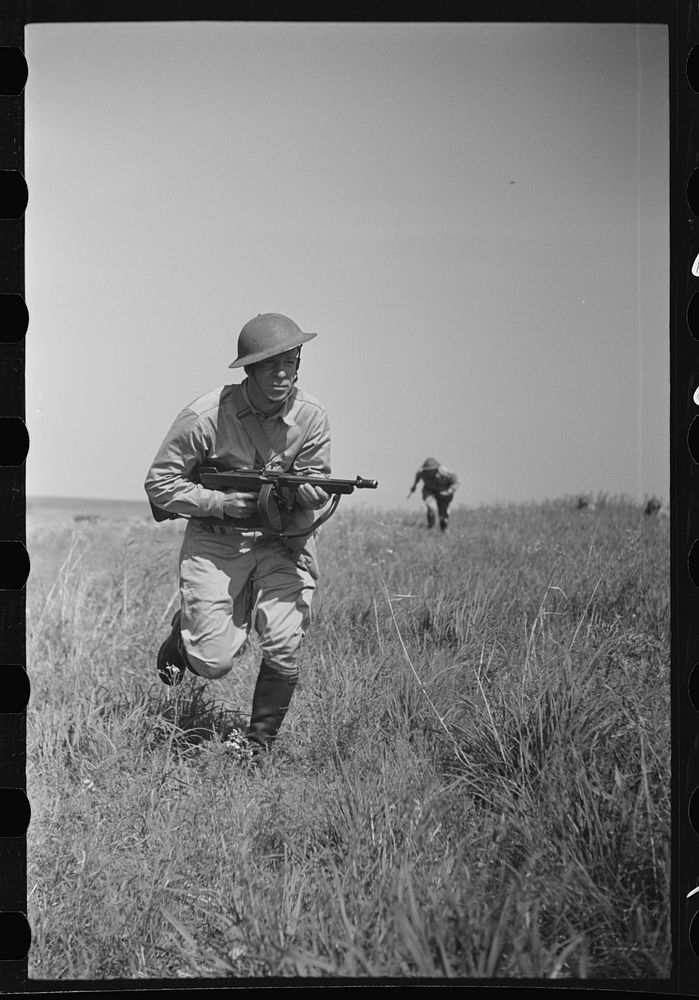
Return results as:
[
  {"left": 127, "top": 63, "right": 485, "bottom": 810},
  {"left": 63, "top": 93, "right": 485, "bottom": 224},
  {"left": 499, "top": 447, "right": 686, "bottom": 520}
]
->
[{"left": 26, "top": 496, "right": 670, "bottom": 981}]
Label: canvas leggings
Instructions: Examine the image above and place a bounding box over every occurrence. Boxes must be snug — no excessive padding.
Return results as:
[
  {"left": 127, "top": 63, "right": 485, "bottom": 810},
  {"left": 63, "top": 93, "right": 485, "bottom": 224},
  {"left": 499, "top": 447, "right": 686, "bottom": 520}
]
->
[
  {"left": 177, "top": 520, "right": 317, "bottom": 680},
  {"left": 423, "top": 488, "right": 452, "bottom": 527}
]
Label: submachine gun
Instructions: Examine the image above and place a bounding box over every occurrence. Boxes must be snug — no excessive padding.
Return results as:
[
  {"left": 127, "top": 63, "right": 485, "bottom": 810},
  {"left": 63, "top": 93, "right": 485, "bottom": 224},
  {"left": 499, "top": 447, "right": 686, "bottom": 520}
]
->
[{"left": 149, "top": 467, "right": 378, "bottom": 537}]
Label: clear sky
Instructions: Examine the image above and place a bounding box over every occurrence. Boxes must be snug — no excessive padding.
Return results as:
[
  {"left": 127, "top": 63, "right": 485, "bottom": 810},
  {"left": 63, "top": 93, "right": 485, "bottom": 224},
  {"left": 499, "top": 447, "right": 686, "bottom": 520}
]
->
[{"left": 24, "top": 20, "right": 669, "bottom": 512}]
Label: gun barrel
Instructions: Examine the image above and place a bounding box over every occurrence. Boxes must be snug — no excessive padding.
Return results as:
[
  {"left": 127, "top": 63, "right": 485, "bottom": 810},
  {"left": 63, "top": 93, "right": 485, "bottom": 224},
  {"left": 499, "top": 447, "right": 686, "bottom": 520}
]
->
[{"left": 278, "top": 474, "right": 377, "bottom": 494}]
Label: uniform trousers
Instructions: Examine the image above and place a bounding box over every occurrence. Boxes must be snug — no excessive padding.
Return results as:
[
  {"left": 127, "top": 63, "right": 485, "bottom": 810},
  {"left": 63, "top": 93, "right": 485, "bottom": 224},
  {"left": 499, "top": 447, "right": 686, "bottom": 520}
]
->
[
  {"left": 423, "top": 488, "right": 452, "bottom": 524},
  {"left": 178, "top": 519, "right": 317, "bottom": 680}
]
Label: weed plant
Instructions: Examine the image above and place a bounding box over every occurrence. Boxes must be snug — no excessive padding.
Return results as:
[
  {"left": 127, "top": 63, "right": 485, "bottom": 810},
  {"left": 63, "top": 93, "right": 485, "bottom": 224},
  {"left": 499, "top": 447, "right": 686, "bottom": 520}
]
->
[{"left": 26, "top": 497, "right": 670, "bottom": 981}]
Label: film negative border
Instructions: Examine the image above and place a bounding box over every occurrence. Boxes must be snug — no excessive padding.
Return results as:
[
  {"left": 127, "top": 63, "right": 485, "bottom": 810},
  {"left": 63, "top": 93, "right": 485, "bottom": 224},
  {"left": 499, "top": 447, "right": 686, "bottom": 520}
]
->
[
  {"left": 678, "top": 2, "right": 699, "bottom": 994},
  {"left": 0, "top": 0, "right": 682, "bottom": 993},
  {"left": 0, "top": 1, "right": 30, "bottom": 992}
]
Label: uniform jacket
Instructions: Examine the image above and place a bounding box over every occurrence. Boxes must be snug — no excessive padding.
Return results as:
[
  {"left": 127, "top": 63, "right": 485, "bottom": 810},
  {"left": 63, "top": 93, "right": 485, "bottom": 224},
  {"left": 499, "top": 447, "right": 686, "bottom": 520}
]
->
[
  {"left": 415, "top": 464, "right": 459, "bottom": 497},
  {"left": 144, "top": 380, "right": 331, "bottom": 523}
]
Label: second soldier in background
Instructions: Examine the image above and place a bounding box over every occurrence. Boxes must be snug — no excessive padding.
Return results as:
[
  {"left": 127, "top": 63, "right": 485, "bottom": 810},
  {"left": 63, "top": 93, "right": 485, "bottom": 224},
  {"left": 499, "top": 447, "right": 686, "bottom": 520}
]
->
[{"left": 408, "top": 457, "right": 459, "bottom": 532}]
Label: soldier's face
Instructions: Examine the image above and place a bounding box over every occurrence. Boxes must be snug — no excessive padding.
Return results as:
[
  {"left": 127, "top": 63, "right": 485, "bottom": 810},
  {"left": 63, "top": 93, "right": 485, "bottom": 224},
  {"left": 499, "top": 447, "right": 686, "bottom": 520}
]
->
[{"left": 250, "top": 349, "right": 299, "bottom": 403}]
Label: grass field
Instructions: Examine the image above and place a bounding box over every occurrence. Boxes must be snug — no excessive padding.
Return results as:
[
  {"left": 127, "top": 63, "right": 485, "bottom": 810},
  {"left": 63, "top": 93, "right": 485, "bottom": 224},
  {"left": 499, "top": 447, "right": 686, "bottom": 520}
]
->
[{"left": 26, "top": 495, "right": 671, "bottom": 982}]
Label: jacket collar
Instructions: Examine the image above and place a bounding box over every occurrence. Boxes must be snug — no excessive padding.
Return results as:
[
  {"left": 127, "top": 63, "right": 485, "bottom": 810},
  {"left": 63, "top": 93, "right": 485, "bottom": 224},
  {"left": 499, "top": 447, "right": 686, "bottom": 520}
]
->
[{"left": 241, "top": 380, "right": 297, "bottom": 426}]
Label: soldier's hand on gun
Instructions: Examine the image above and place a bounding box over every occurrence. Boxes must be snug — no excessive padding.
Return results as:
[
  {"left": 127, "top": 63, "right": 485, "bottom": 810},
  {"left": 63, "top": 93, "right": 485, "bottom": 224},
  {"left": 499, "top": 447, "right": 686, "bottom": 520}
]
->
[
  {"left": 222, "top": 490, "right": 258, "bottom": 519},
  {"left": 296, "top": 482, "right": 330, "bottom": 510}
]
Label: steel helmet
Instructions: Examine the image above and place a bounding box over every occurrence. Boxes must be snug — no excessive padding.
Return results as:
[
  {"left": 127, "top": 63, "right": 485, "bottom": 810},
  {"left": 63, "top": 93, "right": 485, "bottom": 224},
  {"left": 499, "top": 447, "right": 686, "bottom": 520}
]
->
[
  {"left": 229, "top": 313, "right": 317, "bottom": 368},
  {"left": 422, "top": 457, "right": 440, "bottom": 469}
]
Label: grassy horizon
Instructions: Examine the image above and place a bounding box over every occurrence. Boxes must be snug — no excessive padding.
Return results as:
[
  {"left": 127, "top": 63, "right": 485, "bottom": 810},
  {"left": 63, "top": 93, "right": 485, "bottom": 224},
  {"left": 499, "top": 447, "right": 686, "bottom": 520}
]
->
[{"left": 26, "top": 495, "right": 670, "bottom": 981}]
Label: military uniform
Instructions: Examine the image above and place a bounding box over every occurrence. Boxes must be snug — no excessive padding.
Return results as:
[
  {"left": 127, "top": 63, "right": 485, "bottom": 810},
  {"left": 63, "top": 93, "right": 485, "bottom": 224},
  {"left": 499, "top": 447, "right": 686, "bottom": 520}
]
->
[
  {"left": 145, "top": 312, "right": 330, "bottom": 758},
  {"left": 409, "top": 458, "right": 459, "bottom": 531},
  {"left": 145, "top": 380, "right": 330, "bottom": 679}
]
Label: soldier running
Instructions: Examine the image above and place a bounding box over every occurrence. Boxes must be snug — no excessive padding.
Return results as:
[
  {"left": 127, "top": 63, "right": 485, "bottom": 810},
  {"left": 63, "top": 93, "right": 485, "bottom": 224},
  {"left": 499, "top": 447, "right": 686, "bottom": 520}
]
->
[
  {"left": 407, "top": 457, "right": 459, "bottom": 531},
  {"left": 144, "top": 313, "right": 330, "bottom": 760}
]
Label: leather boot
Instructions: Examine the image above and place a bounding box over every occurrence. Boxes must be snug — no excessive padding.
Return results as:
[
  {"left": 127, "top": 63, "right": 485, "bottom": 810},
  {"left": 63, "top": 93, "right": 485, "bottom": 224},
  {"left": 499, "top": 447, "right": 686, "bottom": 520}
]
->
[
  {"left": 245, "top": 660, "right": 298, "bottom": 756},
  {"left": 156, "top": 610, "right": 199, "bottom": 686}
]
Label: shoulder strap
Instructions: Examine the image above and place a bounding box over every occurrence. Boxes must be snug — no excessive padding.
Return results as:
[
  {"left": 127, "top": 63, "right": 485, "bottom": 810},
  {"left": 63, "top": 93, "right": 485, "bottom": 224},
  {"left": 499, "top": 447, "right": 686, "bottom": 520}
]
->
[{"left": 231, "top": 383, "right": 277, "bottom": 469}]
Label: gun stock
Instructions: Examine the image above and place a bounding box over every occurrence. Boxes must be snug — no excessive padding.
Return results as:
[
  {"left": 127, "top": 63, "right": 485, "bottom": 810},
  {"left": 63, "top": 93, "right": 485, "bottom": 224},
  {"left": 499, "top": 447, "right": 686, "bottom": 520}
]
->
[{"left": 148, "top": 498, "right": 180, "bottom": 522}]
